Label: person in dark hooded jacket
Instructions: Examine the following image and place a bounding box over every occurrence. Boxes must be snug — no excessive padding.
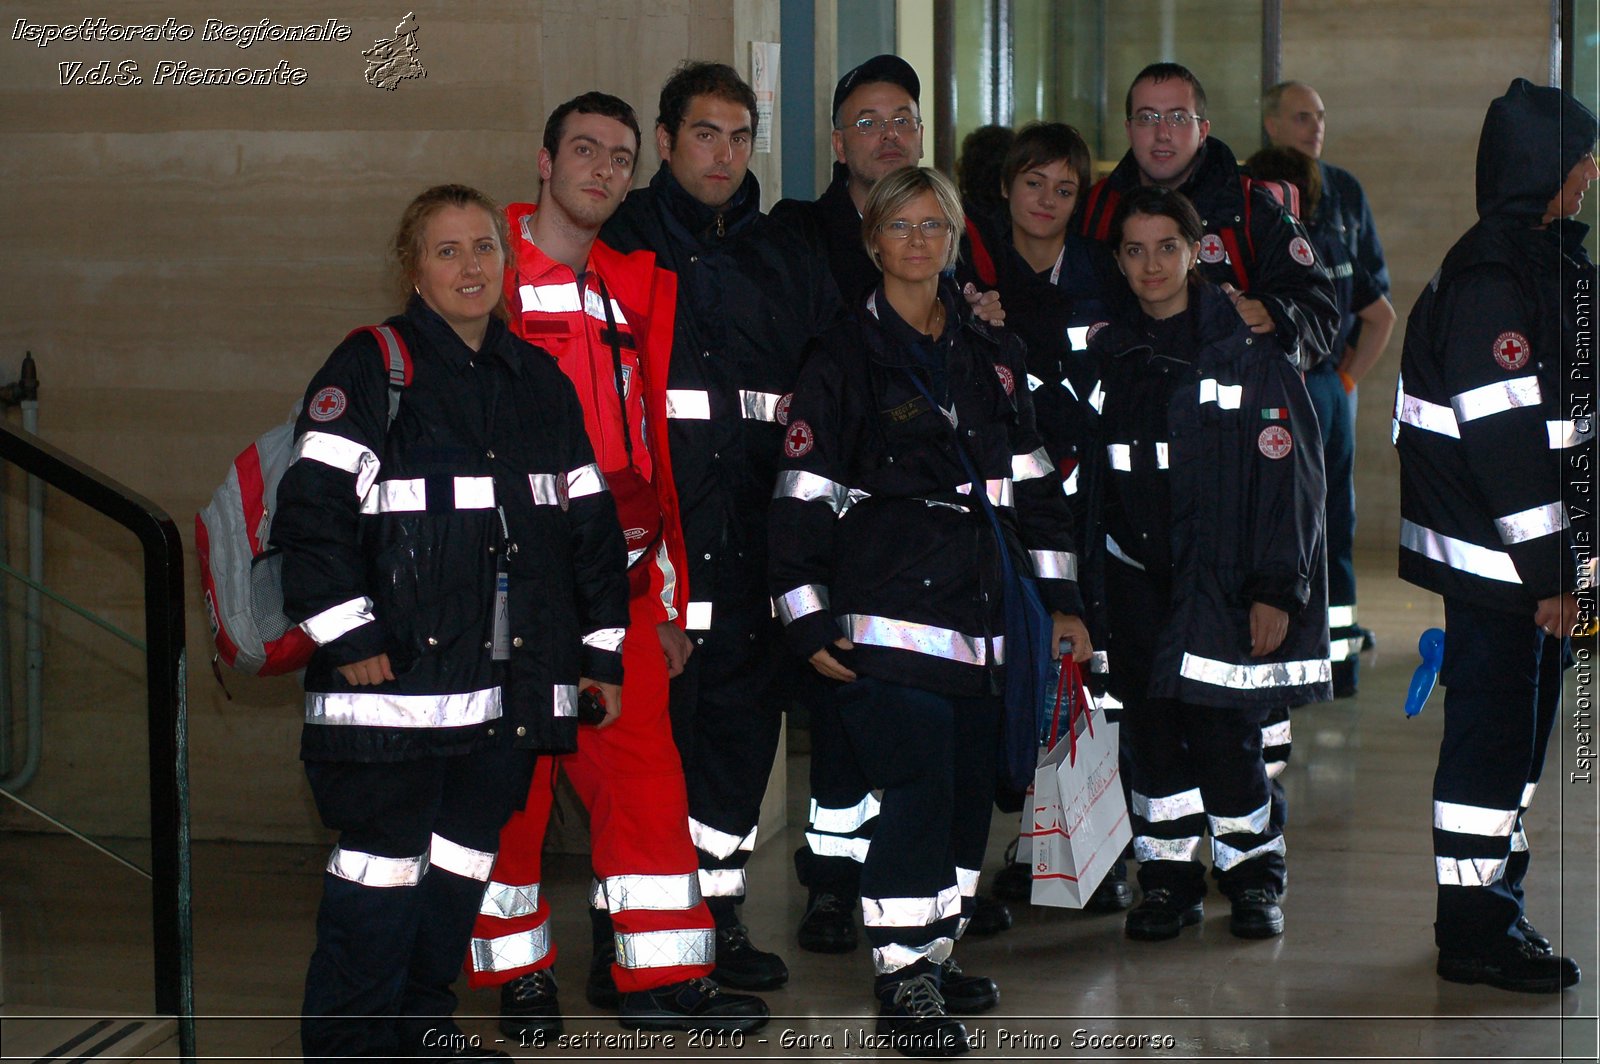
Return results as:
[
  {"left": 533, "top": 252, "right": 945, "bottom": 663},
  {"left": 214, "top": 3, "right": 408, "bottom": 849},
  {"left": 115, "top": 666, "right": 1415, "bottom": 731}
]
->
[
  {"left": 1084, "top": 185, "right": 1329, "bottom": 945},
  {"left": 1395, "top": 78, "right": 1596, "bottom": 994}
]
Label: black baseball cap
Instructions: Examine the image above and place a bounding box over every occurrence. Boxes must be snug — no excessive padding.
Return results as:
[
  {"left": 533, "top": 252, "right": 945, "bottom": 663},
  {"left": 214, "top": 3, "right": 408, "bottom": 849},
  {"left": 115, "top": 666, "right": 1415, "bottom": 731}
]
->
[{"left": 831, "top": 54, "right": 921, "bottom": 126}]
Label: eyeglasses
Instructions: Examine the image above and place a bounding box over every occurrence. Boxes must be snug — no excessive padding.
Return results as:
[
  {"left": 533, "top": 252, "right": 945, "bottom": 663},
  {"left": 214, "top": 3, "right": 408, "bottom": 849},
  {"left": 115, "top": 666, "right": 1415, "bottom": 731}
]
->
[
  {"left": 847, "top": 115, "right": 921, "bottom": 137},
  {"left": 1131, "top": 109, "right": 1202, "bottom": 129},
  {"left": 879, "top": 219, "right": 950, "bottom": 240}
]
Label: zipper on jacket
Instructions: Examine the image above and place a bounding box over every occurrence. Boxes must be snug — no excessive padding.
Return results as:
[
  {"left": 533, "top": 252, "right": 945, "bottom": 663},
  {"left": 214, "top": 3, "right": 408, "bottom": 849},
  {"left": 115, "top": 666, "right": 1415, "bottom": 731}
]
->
[{"left": 716, "top": 212, "right": 725, "bottom": 238}]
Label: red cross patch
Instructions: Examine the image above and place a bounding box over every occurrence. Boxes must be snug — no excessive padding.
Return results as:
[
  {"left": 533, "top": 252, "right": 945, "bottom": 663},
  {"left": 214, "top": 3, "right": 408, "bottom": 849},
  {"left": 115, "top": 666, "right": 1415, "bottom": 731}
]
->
[
  {"left": 785, "top": 419, "right": 815, "bottom": 458},
  {"left": 1087, "top": 320, "right": 1109, "bottom": 343},
  {"left": 1493, "top": 331, "right": 1530, "bottom": 370},
  {"left": 1199, "top": 234, "right": 1227, "bottom": 263},
  {"left": 994, "top": 364, "right": 1015, "bottom": 396},
  {"left": 1289, "top": 236, "right": 1316, "bottom": 267},
  {"left": 775, "top": 393, "right": 793, "bottom": 426},
  {"left": 1258, "top": 425, "right": 1293, "bottom": 460},
  {"left": 308, "top": 386, "right": 347, "bottom": 422}
]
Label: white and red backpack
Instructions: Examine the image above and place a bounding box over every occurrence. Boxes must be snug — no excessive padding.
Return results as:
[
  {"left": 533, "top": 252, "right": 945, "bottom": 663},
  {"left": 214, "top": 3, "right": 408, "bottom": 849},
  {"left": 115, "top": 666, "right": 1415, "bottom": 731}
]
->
[{"left": 196, "top": 325, "right": 411, "bottom": 677}]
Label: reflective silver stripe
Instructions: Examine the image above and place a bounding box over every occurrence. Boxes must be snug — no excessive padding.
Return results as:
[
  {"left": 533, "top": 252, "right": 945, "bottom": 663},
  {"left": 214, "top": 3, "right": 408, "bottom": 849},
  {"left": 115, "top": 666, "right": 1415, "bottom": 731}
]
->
[
  {"left": 528, "top": 473, "right": 562, "bottom": 505},
  {"left": 518, "top": 280, "right": 581, "bottom": 314},
  {"left": 1433, "top": 800, "right": 1517, "bottom": 837},
  {"left": 1026, "top": 372, "right": 1045, "bottom": 392},
  {"left": 616, "top": 927, "right": 715, "bottom": 969},
  {"left": 300, "top": 596, "right": 376, "bottom": 646},
  {"left": 1329, "top": 636, "right": 1353, "bottom": 663},
  {"left": 470, "top": 924, "right": 551, "bottom": 973},
  {"left": 1105, "top": 534, "right": 1146, "bottom": 571},
  {"left": 863, "top": 886, "right": 962, "bottom": 928},
  {"left": 361, "top": 478, "right": 426, "bottom": 515},
  {"left": 1521, "top": 782, "right": 1538, "bottom": 808},
  {"left": 567, "top": 463, "right": 607, "bottom": 499},
  {"left": 1511, "top": 828, "right": 1529, "bottom": 853},
  {"left": 697, "top": 867, "right": 746, "bottom": 898},
  {"left": 1107, "top": 443, "right": 1132, "bottom": 472},
  {"left": 810, "top": 793, "right": 880, "bottom": 834},
  {"left": 740, "top": 389, "right": 785, "bottom": 422},
  {"left": 1262, "top": 720, "right": 1292, "bottom": 747},
  {"left": 554, "top": 684, "right": 577, "bottom": 719},
  {"left": 666, "top": 389, "right": 712, "bottom": 420},
  {"left": 956, "top": 866, "right": 980, "bottom": 898},
  {"left": 480, "top": 881, "right": 539, "bottom": 918},
  {"left": 582, "top": 627, "right": 626, "bottom": 653},
  {"left": 1178, "top": 653, "right": 1332, "bottom": 690},
  {"left": 1494, "top": 502, "right": 1568, "bottom": 545},
  {"left": 430, "top": 834, "right": 495, "bottom": 882},
  {"left": 1067, "top": 325, "right": 1090, "bottom": 351},
  {"left": 874, "top": 938, "right": 954, "bottom": 976},
  {"left": 1549, "top": 418, "right": 1595, "bottom": 448},
  {"left": 1400, "top": 519, "right": 1522, "bottom": 584},
  {"left": 1012, "top": 447, "right": 1053, "bottom": 481},
  {"left": 841, "top": 613, "right": 993, "bottom": 667},
  {"left": 589, "top": 878, "right": 607, "bottom": 910},
  {"left": 805, "top": 832, "right": 872, "bottom": 862},
  {"left": 777, "top": 584, "right": 829, "bottom": 626},
  {"left": 1209, "top": 802, "right": 1271, "bottom": 837},
  {"left": 655, "top": 541, "right": 679, "bottom": 623},
  {"left": 295, "top": 431, "right": 381, "bottom": 491},
  {"left": 1212, "top": 834, "right": 1286, "bottom": 871},
  {"left": 1198, "top": 378, "right": 1243, "bottom": 409},
  {"left": 1265, "top": 759, "right": 1288, "bottom": 780},
  {"left": 327, "top": 846, "right": 427, "bottom": 887},
  {"left": 1062, "top": 465, "right": 1080, "bottom": 496},
  {"left": 454, "top": 476, "right": 496, "bottom": 509},
  {"left": 584, "top": 287, "right": 629, "bottom": 325},
  {"left": 1133, "top": 835, "right": 1203, "bottom": 862},
  {"left": 688, "top": 818, "right": 756, "bottom": 860},
  {"left": 1328, "top": 605, "right": 1357, "bottom": 628},
  {"left": 627, "top": 546, "right": 648, "bottom": 567},
  {"left": 307, "top": 687, "right": 501, "bottom": 729},
  {"left": 1394, "top": 388, "right": 1460, "bottom": 438},
  {"left": 1132, "top": 787, "right": 1205, "bottom": 823},
  {"left": 1087, "top": 381, "right": 1105, "bottom": 414},
  {"left": 775, "top": 469, "right": 850, "bottom": 511},
  {"left": 603, "top": 872, "right": 702, "bottom": 912},
  {"left": 684, "top": 601, "right": 713, "bottom": 630},
  {"left": 956, "top": 478, "right": 1014, "bottom": 508},
  {"left": 1435, "top": 855, "right": 1506, "bottom": 887},
  {"left": 1452, "top": 377, "right": 1542, "bottom": 422},
  {"left": 1029, "top": 549, "right": 1078, "bottom": 581},
  {"left": 1155, "top": 442, "right": 1170, "bottom": 469}
]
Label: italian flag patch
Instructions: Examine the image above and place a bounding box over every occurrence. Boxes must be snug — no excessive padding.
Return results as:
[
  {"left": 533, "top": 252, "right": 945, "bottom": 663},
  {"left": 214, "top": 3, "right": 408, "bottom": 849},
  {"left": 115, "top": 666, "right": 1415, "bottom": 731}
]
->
[{"left": 1261, "top": 407, "right": 1288, "bottom": 420}]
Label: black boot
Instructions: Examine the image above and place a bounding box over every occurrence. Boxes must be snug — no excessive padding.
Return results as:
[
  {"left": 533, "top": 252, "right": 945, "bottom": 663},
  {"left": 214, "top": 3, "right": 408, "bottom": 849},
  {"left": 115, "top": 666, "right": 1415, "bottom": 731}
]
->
[
  {"left": 1084, "top": 860, "right": 1135, "bottom": 913},
  {"left": 990, "top": 860, "right": 1032, "bottom": 902},
  {"left": 964, "top": 895, "right": 1013, "bottom": 936},
  {"left": 712, "top": 923, "right": 789, "bottom": 990},
  {"left": 1124, "top": 888, "right": 1203, "bottom": 941},
  {"left": 1438, "top": 935, "right": 1580, "bottom": 993},
  {"left": 618, "top": 977, "right": 770, "bottom": 1033},
  {"left": 1517, "top": 915, "right": 1553, "bottom": 955},
  {"left": 1228, "top": 887, "right": 1284, "bottom": 939},
  {"left": 938, "top": 958, "right": 998, "bottom": 1013},
  {"left": 585, "top": 907, "right": 620, "bottom": 1009},
  {"left": 876, "top": 972, "right": 970, "bottom": 1058},
  {"left": 798, "top": 891, "right": 858, "bottom": 953},
  {"left": 497, "top": 969, "right": 561, "bottom": 1039}
]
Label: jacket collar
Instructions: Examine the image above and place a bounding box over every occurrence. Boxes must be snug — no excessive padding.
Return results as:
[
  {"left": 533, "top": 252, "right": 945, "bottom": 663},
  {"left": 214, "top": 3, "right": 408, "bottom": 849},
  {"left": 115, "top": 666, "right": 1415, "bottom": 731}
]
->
[
  {"left": 404, "top": 296, "right": 521, "bottom": 375},
  {"left": 648, "top": 162, "right": 761, "bottom": 245}
]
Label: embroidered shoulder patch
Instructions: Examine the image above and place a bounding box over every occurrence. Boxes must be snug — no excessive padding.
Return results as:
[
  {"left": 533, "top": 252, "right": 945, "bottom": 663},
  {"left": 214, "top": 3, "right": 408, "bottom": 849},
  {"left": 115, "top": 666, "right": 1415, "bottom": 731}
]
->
[
  {"left": 994, "top": 364, "right": 1015, "bottom": 396},
  {"left": 1258, "top": 425, "right": 1293, "bottom": 459},
  {"left": 785, "top": 420, "right": 815, "bottom": 458},
  {"left": 775, "top": 392, "right": 793, "bottom": 426},
  {"left": 1199, "top": 234, "right": 1227, "bottom": 263},
  {"left": 1493, "top": 331, "right": 1530, "bottom": 370},
  {"left": 1288, "top": 236, "right": 1316, "bottom": 267},
  {"left": 309, "top": 386, "right": 348, "bottom": 422}
]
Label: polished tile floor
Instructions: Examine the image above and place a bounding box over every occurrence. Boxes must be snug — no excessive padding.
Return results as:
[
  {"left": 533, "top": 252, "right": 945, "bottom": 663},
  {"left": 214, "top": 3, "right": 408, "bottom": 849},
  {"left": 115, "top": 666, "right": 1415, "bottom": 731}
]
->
[{"left": 4, "top": 555, "right": 1597, "bottom": 1061}]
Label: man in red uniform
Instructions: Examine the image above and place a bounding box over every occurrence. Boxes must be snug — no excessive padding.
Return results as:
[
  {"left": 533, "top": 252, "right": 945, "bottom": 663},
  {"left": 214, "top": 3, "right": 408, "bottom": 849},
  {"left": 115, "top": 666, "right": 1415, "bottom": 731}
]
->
[{"left": 465, "top": 91, "right": 768, "bottom": 1036}]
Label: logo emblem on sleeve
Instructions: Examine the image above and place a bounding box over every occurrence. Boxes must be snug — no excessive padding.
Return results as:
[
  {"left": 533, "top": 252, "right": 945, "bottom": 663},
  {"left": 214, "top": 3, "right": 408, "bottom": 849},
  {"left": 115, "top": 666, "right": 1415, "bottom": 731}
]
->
[
  {"left": 994, "top": 364, "right": 1015, "bottom": 395},
  {"left": 1199, "top": 234, "right": 1227, "bottom": 263},
  {"left": 1288, "top": 236, "right": 1316, "bottom": 267},
  {"left": 785, "top": 419, "right": 815, "bottom": 458},
  {"left": 775, "top": 392, "right": 793, "bottom": 426},
  {"left": 1086, "top": 321, "right": 1109, "bottom": 343},
  {"left": 1258, "top": 425, "right": 1293, "bottom": 459},
  {"left": 309, "top": 386, "right": 348, "bottom": 422},
  {"left": 1493, "top": 331, "right": 1530, "bottom": 370}
]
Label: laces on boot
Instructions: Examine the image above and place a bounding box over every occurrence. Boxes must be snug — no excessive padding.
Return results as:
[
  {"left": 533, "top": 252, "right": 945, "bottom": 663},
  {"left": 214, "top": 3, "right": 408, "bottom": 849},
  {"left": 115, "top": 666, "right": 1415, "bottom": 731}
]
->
[
  {"left": 889, "top": 973, "right": 948, "bottom": 1018},
  {"left": 507, "top": 969, "right": 557, "bottom": 1005},
  {"left": 809, "top": 893, "right": 847, "bottom": 916}
]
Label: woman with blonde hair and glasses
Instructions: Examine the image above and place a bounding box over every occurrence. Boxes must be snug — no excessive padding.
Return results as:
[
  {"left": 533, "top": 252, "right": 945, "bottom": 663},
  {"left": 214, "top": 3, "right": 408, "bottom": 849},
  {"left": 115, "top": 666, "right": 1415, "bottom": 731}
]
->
[{"left": 770, "top": 167, "right": 1090, "bottom": 1058}]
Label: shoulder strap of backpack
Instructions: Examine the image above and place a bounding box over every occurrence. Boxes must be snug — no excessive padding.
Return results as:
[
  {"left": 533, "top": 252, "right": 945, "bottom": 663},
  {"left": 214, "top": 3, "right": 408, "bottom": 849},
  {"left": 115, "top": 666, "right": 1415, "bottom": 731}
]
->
[{"left": 345, "top": 323, "right": 413, "bottom": 426}]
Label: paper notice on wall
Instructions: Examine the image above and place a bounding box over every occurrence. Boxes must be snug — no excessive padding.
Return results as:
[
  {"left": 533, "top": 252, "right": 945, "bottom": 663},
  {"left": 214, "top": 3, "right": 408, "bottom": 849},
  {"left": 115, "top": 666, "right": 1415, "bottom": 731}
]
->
[{"left": 751, "top": 41, "right": 779, "bottom": 154}]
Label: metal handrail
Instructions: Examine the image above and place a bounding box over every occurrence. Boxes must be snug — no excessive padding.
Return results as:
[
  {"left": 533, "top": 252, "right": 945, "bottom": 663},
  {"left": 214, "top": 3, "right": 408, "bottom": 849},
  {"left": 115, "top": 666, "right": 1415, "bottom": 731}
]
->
[{"left": 0, "top": 419, "right": 193, "bottom": 1061}]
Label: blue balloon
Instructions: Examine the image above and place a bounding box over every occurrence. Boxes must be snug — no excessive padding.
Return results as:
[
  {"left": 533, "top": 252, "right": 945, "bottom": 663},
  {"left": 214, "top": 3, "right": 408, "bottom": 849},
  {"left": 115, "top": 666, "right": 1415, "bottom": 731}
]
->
[{"left": 1404, "top": 628, "right": 1446, "bottom": 718}]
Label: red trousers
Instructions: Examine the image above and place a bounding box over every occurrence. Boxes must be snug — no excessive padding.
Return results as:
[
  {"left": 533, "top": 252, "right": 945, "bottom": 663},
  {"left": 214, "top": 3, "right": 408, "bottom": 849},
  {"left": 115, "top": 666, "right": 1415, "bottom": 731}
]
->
[{"left": 466, "top": 599, "right": 714, "bottom": 992}]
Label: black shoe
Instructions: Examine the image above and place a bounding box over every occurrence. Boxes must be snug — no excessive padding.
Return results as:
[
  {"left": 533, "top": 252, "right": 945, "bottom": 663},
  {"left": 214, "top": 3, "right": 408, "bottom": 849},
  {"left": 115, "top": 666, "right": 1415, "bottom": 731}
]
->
[
  {"left": 1229, "top": 887, "right": 1284, "bottom": 939},
  {"left": 965, "top": 895, "right": 1013, "bottom": 936},
  {"left": 712, "top": 923, "right": 789, "bottom": 990},
  {"left": 1331, "top": 659, "right": 1358, "bottom": 699},
  {"left": 1124, "top": 888, "right": 1203, "bottom": 941},
  {"left": 585, "top": 946, "right": 620, "bottom": 1010},
  {"left": 798, "top": 891, "right": 858, "bottom": 953},
  {"left": 876, "top": 972, "right": 970, "bottom": 1058},
  {"left": 618, "top": 976, "right": 770, "bottom": 1033},
  {"left": 1517, "top": 916, "right": 1554, "bottom": 956},
  {"left": 497, "top": 969, "right": 562, "bottom": 1039},
  {"left": 938, "top": 958, "right": 999, "bottom": 1013},
  {"left": 1358, "top": 626, "right": 1376, "bottom": 652},
  {"left": 1438, "top": 936, "right": 1580, "bottom": 993},
  {"left": 1084, "top": 861, "right": 1135, "bottom": 913},
  {"left": 990, "top": 860, "right": 1032, "bottom": 902}
]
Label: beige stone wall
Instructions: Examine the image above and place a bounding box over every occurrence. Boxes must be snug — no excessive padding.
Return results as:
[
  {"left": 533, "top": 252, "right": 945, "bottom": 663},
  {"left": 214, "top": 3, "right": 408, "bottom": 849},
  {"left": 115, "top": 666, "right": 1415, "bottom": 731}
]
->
[
  {"left": 1280, "top": 0, "right": 1552, "bottom": 554},
  {"left": 0, "top": 1, "right": 780, "bottom": 843}
]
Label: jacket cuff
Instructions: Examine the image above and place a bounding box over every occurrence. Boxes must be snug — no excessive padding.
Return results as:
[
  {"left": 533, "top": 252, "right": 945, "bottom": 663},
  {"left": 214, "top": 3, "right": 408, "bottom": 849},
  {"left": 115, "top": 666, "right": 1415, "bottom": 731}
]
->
[
  {"left": 581, "top": 647, "right": 624, "bottom": 685},
  {"left": 319, "top": 619, "right": 391, "bottom": 668},
  {"left": 1039, "top": 579, "right": 1085, "bottom": 618},
  {"left": 1242, "top": 572, "right": 1311, "bottom": 614},
  {"left": 784, "top": 610, "right": 840, "bottom": 663}
]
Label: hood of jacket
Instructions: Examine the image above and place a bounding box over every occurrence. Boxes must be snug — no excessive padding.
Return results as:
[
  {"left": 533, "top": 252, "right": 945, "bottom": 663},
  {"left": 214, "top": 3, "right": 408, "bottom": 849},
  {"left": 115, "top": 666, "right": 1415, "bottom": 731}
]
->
[{"left": 1476, "top": 77, "right": 1598, "bottom": 224}]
